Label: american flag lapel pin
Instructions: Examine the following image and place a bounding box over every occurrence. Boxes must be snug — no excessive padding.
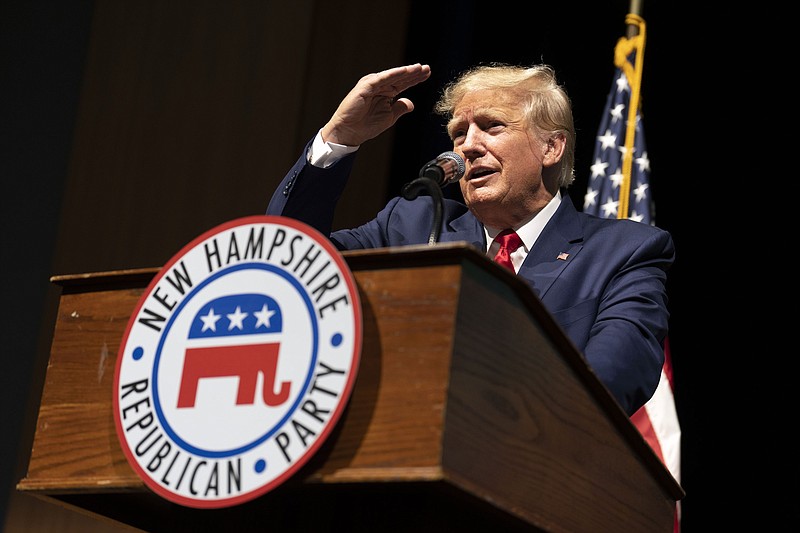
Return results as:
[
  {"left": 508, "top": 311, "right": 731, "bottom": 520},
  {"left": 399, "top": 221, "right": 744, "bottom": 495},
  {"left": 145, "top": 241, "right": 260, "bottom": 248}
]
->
[{"left": 557, "top": 252, "right": 569, "bottom": 261}]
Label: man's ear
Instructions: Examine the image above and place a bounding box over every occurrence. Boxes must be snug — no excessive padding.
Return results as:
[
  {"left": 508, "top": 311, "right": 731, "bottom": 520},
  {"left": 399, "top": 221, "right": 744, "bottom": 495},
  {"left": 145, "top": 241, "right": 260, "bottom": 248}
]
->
[{"left": 543, "top": 133, "right": 566, "bottom": 167}]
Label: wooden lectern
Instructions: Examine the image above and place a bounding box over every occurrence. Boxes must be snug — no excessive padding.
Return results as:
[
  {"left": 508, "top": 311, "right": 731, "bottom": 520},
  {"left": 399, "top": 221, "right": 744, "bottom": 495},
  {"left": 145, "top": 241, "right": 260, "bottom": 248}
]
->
[{"left": 18, "top": 243, "right": 683, "bottom": 532}]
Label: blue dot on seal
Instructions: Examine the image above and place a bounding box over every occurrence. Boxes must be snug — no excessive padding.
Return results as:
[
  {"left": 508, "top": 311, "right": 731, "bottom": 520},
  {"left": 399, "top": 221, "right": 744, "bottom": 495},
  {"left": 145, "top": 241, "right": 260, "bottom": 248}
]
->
[
  {"left": 331, "top": 333, "right": 343, "bottom": 347},
  {"left": 132, "top": 346, "right": 144, "bottom": 360},
  {"left": 254, "top": 459, "right": 266, "bottom": 473}
]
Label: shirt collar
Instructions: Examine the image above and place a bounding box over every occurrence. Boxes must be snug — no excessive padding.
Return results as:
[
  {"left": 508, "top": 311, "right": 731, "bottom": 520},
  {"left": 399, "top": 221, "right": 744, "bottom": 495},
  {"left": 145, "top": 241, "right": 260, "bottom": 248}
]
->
[{"left": 484, "top": 190, "right": 562, "bottom": 253}]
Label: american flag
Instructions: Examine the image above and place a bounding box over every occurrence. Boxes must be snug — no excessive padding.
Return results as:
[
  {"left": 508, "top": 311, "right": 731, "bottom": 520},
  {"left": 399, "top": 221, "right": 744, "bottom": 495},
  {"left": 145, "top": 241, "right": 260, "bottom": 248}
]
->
[
  {"left": 583, "top": 46, "right": 652, "bottom": 221},
  {"left": 582, "top": 14, "right": 682, "bottom": 530}
]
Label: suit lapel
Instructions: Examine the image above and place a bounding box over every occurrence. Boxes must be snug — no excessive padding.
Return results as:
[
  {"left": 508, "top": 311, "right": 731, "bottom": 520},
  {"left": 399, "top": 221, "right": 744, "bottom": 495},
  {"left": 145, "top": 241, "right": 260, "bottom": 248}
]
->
[
  {"left": 432, "top": 193, "right": 585, "bottom": 301},
  {"left": 438, "top": 208, "right": 486, "bottom": 251},
  {"left": 518, "top": 193, "right": 584, "bottom": 300}
]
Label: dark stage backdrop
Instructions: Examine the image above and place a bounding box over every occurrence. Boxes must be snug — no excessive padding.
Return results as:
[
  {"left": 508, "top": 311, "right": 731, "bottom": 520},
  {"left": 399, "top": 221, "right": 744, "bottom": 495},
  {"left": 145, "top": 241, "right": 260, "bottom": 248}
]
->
[{"left": 2, "top": 1, "right": 729, "bottom": 531}]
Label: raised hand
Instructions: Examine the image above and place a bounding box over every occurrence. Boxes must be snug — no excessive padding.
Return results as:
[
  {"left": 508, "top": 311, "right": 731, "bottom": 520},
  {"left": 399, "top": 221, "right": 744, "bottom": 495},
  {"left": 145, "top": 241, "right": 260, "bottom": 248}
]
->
[{"left": 321, "top": 63, "right": 431, "bottom": 147}]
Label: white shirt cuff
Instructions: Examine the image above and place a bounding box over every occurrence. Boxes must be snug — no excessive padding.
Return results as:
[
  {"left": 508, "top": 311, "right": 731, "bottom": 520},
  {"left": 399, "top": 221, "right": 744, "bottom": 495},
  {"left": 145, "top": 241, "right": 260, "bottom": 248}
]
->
[{"left": 308, "top": 129, "right": 359, "bottom": 168}]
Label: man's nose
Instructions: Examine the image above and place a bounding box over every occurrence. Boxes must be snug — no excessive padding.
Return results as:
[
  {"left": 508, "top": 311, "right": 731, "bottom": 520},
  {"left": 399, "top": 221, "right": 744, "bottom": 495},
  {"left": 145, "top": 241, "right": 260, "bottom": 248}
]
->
[{"left": 461, "top": 126, "right": 485, "bottom": 156}]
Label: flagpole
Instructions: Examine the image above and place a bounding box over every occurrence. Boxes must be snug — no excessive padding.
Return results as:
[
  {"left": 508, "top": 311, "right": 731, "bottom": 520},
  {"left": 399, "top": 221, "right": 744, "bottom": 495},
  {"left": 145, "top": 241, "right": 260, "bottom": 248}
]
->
[
  {"left": 628, "top": 0, "right": 642, "bottom": 35},
  {"left": 629, "top": 1, "right": 642, "bottom": 13}
]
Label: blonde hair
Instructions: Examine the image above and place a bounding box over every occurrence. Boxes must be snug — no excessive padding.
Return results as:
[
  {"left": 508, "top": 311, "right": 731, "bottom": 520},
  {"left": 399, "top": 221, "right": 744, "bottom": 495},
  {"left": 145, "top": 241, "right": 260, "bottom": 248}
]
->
[{"left": 434, "top": 64, "right": 576, "bottom": 187}]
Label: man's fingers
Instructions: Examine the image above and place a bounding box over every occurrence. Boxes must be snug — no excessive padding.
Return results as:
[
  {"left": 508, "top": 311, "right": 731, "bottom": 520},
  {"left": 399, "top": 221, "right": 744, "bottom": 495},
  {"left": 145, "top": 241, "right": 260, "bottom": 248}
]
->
[
  {"left": 368, "top": 64, "right": 431, "bottom": 97},
  {"left": 391, "top": 97, "right": 414, "bottom": 115}
]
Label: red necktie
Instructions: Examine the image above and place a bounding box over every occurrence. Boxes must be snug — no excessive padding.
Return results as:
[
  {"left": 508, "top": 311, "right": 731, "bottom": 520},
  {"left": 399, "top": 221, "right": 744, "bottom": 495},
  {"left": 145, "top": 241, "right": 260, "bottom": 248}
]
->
[{"left": 492, "top": 229, "right": 522, "bottom": 272}]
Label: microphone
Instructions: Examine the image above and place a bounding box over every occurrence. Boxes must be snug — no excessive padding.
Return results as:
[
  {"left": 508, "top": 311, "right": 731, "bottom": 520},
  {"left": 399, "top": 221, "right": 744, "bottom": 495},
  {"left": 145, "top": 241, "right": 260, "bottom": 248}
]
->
[{"left": 418, "top": 151, "right": 465, "bottom": 186}]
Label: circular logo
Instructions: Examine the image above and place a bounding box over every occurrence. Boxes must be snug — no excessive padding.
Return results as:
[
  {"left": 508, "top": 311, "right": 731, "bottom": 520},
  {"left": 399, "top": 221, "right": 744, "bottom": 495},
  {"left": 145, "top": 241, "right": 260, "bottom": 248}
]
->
[{"left": 113, "top": 215, "right": 362, "bottom": 508}]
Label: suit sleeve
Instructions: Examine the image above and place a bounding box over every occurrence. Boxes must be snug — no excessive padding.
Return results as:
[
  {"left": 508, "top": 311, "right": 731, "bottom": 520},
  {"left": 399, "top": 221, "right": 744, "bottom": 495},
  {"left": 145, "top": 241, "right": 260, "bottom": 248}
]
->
[
  {"left": 583, "top": 227, "right": 674, "bottom": 416},
  {"left": 266, "top": 139, "right": 356, "bottom": 239},
  {"left": 266, "top": 139, "right": 426, "bottom": 250}
]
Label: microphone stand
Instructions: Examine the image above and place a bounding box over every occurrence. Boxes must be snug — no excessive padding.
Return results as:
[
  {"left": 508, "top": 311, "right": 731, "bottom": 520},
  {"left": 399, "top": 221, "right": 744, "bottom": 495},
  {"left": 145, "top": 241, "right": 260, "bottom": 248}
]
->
[{"left": 401, "top": 177, "right": 443, "bottom": 246}]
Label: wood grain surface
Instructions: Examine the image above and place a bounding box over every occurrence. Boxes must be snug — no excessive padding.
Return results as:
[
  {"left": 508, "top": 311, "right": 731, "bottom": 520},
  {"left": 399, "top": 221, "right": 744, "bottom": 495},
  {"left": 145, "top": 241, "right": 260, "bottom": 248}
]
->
[{"left": 18, "top": 244, "right": 681, "bottom": 532}]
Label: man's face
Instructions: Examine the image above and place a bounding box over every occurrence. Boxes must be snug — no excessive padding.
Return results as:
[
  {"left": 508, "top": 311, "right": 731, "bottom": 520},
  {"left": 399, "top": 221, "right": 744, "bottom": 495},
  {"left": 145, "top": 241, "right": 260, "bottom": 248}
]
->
[{"left": 449, "top": 88, "right": 554, "bottom": 229}]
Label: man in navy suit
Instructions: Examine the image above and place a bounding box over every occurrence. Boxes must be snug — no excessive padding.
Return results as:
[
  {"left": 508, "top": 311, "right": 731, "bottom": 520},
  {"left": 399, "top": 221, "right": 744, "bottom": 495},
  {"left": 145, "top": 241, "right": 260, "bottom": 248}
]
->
[{"left": 267, "top": 63, "right": 674, "bottom": 416}]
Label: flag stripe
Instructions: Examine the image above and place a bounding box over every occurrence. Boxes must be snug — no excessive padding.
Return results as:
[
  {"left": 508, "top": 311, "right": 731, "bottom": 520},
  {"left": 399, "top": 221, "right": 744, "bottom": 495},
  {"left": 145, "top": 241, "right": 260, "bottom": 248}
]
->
[{"left": 632, "top": 370, "right": 681, "bottom": 482}]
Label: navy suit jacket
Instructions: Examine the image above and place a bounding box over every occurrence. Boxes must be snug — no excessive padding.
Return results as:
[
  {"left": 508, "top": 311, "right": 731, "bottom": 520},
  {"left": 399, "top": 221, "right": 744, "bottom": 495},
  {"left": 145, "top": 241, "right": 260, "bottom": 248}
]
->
[{"left": 267, "top": 144, "right": 675, "bottom": 415}]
